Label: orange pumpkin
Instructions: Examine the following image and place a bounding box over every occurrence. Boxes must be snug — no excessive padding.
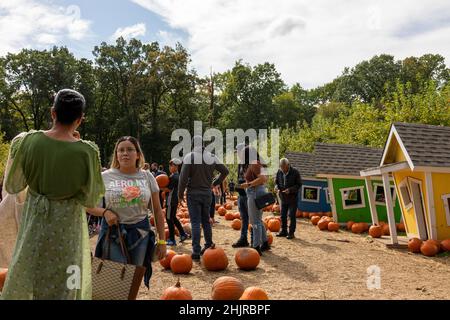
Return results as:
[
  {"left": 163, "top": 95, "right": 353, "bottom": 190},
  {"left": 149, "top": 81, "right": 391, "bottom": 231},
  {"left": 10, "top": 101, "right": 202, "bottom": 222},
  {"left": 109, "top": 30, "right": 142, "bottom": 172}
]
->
[
  {"left": 327, "top": 222, "right": 340, "bottom": 232},
  {"left": 218, "top": 207, "right": 227, "bottom": 216},
  {"left": 296, "top": 209, "right": 303, "bottom": 218},
  {"left": 161, "top": 279, "right": 193, "bottom": 300},
  {"left": 311, "top": 216, "right": 320, "bottom": 225},
  {"left": 159, "top": 250, "right": 177, "bottom": 269},
  {"left": 440, "top": 239, "right": 450, "bottom": 252},
  {"left": 369, "top": 225, "right": 382, "bottom": 238},
  {"left": 351, "top": 223, "right": 364, "bottom": 234},
  {"left": 420, "top": 241, "right": 439, "bottom": 257},
  {"left": 156, "top": 174, "right": 170, "bottom": 188},
  {"left": 0, "top": 268, "right": 7, "bottom": 291},
  {"left": 317, "top": 219, "right": 330, "bottom": 231},
  {"left": 326, "top": 211, "right": 333, "bottom": 217},
  {"left": 215, "top": 204, "right": 221, "bottom": 210},
  {"left": 170, "top": 254, "right": 193, "bottom": 274},
  {"left": 225, "top": 203, "right": 233, "bottom": 210},
  {"left": 428, "top": 239, "right": 441, "bottom": 251},
  {"left": 203, "top": 244, "right": 229, "bottom": 271},
  {"left": 381, "top": 224, "right": 390, "bottom": 236},
  {"left": 302, "top": 211, "right": 309, "bottom": 218},
  {"left": 233, "top": 212, "right": 241, "bottom": 220},
  {"left": 211, "top": 276, "right": 245, "bottom": 300},
  {"left": 267, "top": 219, "right": 281, "bottom": 232},
  {"left": 239, "top": 287, "right": 269, "bottom": 300},
  {"left": 225, "top": 212, "right": 235, "bottom": 221},
  {"left": 231, "top": 219, "right": 242, "bottom": 230},
  {"left": 346, "top": 221, "right": 355, "bottom": 230},
  {"left": 408, "top": 238, "right": 422, "bottom": 253},
  {"left": 266, "top": 232, "right": 273, "bottom": 245},
  {"left": 235, "top": 248, "right": 260, "bottom": 270},
  {"left": 360, "top": 223, "right": 369, "bottom": 232},
  {"left": 396, "top": 222, "right": 406, "bottom": 232}
]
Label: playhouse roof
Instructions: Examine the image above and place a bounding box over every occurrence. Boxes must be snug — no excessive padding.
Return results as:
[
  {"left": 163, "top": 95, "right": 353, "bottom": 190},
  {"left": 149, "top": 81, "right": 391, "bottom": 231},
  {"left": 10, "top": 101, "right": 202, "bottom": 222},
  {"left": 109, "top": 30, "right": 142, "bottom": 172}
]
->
[
  {"left": 314, "top": 143, "right": 383, "bottom": 177},
  {"left": 285, "top": 151, "right": 317, "bottom": 178},
  {"left": 381, "top": 122, "right": 450, "bottom": 169}
]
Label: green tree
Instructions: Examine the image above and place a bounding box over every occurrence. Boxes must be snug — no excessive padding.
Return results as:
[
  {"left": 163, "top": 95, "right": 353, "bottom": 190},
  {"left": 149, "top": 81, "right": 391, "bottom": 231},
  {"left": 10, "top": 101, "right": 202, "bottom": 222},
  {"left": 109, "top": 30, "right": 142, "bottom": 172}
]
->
[{"left": 219, "top": 61, "right": 286, "bottom": 131}]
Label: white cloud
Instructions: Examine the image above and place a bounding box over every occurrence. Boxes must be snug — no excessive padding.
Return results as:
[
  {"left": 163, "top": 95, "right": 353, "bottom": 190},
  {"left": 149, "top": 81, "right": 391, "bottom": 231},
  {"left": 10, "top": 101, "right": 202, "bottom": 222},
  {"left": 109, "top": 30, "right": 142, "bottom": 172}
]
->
[
  {"left": 0, "top": 0, "right": 91, "bottom": 55},
  {"left": 157, "top": 30, "right": 183, "bottom": 48},
  {"left": 131, "top": 0, "right": 450, "bottom": 88},
  {"left": 111, "top": 23, "right": 147, "bottom": 41}
]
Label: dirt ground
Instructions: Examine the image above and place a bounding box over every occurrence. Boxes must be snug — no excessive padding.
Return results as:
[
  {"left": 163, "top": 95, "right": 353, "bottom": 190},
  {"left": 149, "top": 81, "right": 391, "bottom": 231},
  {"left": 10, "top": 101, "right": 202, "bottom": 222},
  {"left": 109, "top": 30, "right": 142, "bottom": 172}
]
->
[{"left": 92, "top": 208, "right": 450, "bottom": 300}]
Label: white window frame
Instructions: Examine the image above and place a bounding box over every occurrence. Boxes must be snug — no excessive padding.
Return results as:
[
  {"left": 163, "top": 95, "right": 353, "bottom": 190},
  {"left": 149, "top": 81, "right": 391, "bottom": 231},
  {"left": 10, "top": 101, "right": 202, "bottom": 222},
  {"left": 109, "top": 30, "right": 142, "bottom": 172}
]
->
[
  {"left": 398, "top": 178, "right": 413, "bottom": 211},
  {"left": 323, "top": 187, "right": 331, "bottom": 204},
  {"left": 373, "top": 183, "right": 397, "bottom": 206},
  {"left": 340, "top": 186, "right": 366, "bottom": 210},
  {"left": 301, "top": 185, "right": 321, "bottom": 203},
  {"left": 441, "top": 194, "right": 450, "bottom": 227}
]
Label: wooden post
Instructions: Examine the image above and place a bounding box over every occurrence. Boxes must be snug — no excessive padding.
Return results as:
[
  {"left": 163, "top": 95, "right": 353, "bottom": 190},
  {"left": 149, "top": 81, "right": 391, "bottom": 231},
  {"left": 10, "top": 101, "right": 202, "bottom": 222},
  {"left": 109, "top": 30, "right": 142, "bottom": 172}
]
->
[
  {"left": 382, "top": 173, "right": 398, "bottom": 244},
  {"left": 425, "top": 172, "right": 438, "bottom": 240},
  {"left": 365, "top": 177, "right": 379, "bottom": 225},
  {"left": 327, "top": 178, "right": 339, "bottom": 223}
]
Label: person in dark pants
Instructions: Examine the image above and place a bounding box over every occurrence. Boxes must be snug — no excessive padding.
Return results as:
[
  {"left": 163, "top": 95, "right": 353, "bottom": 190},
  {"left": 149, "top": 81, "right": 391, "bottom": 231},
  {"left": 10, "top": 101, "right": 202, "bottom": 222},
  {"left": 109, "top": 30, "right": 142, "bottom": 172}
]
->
[
  {"left": 209, "top": 188, "right": 217, "bottom": 225},
  {"left": 232, "top": 143, "right": 253, "bottom": 248},
  {"left": 164, "top": 158, "right": 188, "bottom": 246},
  {"left": 275, "top": 158, "right": 302, "bottom": 239},
  {"left": 178, "top": 136, "right": 229, "bottom": 261}
]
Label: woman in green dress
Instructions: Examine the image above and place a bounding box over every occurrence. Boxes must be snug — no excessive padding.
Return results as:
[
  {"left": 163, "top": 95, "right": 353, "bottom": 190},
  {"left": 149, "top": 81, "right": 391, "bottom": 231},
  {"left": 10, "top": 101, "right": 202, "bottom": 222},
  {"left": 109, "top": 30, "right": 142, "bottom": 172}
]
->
[{"left": 1, "top": 89, "right": 105, "bottom": 300}]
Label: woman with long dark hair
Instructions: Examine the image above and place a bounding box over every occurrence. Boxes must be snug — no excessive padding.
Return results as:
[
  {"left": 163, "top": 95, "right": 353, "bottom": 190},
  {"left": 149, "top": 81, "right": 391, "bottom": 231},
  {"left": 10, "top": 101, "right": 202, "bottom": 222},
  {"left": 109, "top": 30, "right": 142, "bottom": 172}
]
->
[{"left": 238, "top": 146, "right": 271, "bottom": 255}]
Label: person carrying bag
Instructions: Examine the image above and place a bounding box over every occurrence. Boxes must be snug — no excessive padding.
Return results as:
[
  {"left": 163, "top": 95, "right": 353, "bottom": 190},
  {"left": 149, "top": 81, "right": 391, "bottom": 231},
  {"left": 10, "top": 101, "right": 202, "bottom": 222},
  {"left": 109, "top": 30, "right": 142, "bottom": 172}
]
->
[{"left": 86, "top": 136, "right": 167, "bottom": 300}]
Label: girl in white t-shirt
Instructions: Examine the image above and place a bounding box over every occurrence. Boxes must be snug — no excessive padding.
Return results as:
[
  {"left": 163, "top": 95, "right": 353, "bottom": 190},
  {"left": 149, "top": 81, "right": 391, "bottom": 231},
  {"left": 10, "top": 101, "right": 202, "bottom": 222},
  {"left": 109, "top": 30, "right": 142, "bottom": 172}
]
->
[{"left": 86, "top": 137, "right": 167, "bottom": 287}]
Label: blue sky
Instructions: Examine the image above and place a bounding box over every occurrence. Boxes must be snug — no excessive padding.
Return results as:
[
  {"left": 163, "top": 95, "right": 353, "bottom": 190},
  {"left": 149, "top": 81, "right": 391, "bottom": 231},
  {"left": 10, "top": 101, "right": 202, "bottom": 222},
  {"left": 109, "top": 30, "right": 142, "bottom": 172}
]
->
[
  {"left": 49, "top": 0, "right": 187, "bottom": 58},
  {"left": 0, "top": 0, "right": 449, "bottom": 88}
]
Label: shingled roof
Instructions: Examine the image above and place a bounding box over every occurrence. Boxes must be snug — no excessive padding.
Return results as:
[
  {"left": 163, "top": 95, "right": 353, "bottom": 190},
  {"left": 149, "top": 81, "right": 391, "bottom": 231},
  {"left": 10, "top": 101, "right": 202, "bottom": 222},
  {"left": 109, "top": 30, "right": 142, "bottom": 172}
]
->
[
  {"left": 390, "top": 122, "right": 450, "bottom": 168},
  {"left": 314, "top": 143, "right": 383, "bottom": 177},
  {"left": 285, "top": 152, "right": 317, "bottom": 178}
]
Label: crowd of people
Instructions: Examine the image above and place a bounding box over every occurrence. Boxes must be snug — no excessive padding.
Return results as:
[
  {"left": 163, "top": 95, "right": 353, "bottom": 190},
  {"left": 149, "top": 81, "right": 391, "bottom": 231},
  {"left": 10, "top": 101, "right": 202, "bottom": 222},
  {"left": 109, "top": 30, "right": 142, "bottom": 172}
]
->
[{"left": 0, "top": 88, "right": 302, "bottom": 300}]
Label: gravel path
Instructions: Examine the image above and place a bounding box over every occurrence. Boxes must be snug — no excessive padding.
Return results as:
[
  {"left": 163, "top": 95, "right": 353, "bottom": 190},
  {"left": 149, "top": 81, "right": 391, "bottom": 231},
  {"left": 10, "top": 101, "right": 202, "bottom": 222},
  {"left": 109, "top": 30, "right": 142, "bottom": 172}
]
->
[{"left": 92, "top": 209, "right": 450, "bottom": 300}]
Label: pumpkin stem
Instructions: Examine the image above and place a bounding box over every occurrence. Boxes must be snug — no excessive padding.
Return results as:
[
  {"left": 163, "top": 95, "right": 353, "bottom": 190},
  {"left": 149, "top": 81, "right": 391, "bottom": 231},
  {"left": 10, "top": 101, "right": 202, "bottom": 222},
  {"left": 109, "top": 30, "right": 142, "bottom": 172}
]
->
[
  {"left": 210, "top": 244, "right": 216, "bottom": 250},
  {"left": 176, "top": 278, "right": 181, "bottom": 288}
]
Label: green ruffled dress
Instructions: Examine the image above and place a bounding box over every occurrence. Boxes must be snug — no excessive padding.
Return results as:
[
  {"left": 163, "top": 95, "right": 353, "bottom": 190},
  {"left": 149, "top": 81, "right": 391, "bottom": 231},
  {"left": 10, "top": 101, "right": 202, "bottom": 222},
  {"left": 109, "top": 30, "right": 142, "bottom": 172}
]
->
[{"left": 1, "top": 131, "right": 105, "bottom": 300}]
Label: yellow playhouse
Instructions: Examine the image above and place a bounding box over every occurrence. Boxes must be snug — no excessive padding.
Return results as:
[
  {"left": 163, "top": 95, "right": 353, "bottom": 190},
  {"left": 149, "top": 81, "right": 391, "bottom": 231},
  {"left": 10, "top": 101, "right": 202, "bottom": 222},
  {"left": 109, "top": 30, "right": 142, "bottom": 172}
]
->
[{"left": 361, "top": 122, "right": 450, "bottom": 244}]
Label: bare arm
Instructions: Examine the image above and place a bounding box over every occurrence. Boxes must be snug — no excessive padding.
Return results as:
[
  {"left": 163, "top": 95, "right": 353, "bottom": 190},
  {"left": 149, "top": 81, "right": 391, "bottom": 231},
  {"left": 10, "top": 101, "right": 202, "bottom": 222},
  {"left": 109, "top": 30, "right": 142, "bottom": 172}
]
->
[
  {"left": 86, "top": 207, "right": 119, "bottom": 226},
  {"left": 151, "top": 191, "right": 167, "bottom": 260},
  {"left": 151, "top": 191, "right": 166, "bottom": 241}
]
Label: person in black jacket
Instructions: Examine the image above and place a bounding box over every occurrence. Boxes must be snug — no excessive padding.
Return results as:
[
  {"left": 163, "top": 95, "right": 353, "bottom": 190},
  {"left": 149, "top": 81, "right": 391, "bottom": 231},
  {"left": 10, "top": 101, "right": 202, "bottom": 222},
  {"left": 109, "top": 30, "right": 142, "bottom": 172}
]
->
[
  {"left": 275, "top": 158, "right": 302, "bottom": 239},
  {"left": 163, "top": 158, "right": 189, "bottom": 246}
]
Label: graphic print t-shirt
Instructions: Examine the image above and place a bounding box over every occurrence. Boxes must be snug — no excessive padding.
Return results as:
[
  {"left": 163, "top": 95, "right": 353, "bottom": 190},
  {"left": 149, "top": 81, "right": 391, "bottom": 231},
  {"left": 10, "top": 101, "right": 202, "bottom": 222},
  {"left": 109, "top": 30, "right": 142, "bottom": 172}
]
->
[{"left": 102, "top": 168, "right": 160, "bottom": 224}]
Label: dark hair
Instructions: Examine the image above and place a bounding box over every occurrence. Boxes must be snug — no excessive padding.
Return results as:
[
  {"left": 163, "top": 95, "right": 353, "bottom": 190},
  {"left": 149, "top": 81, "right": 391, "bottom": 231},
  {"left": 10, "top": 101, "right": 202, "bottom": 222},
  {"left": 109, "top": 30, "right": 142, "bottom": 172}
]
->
[
  {"left": 53, "top": 89, "right": 86, "bottom": 125},
  {"left": 242, "top": 146, "right": 267, "bottom": 172}
]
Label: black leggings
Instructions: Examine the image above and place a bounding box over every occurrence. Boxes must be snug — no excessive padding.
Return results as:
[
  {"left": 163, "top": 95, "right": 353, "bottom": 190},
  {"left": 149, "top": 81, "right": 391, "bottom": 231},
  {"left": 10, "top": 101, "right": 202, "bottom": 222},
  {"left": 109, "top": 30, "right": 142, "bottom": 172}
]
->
[
  {"left": 210, "top": 190, "right": 215, "bottom": 219},
  {"left": 167, "top": 202, "right": 186, "bottom": 240}
]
